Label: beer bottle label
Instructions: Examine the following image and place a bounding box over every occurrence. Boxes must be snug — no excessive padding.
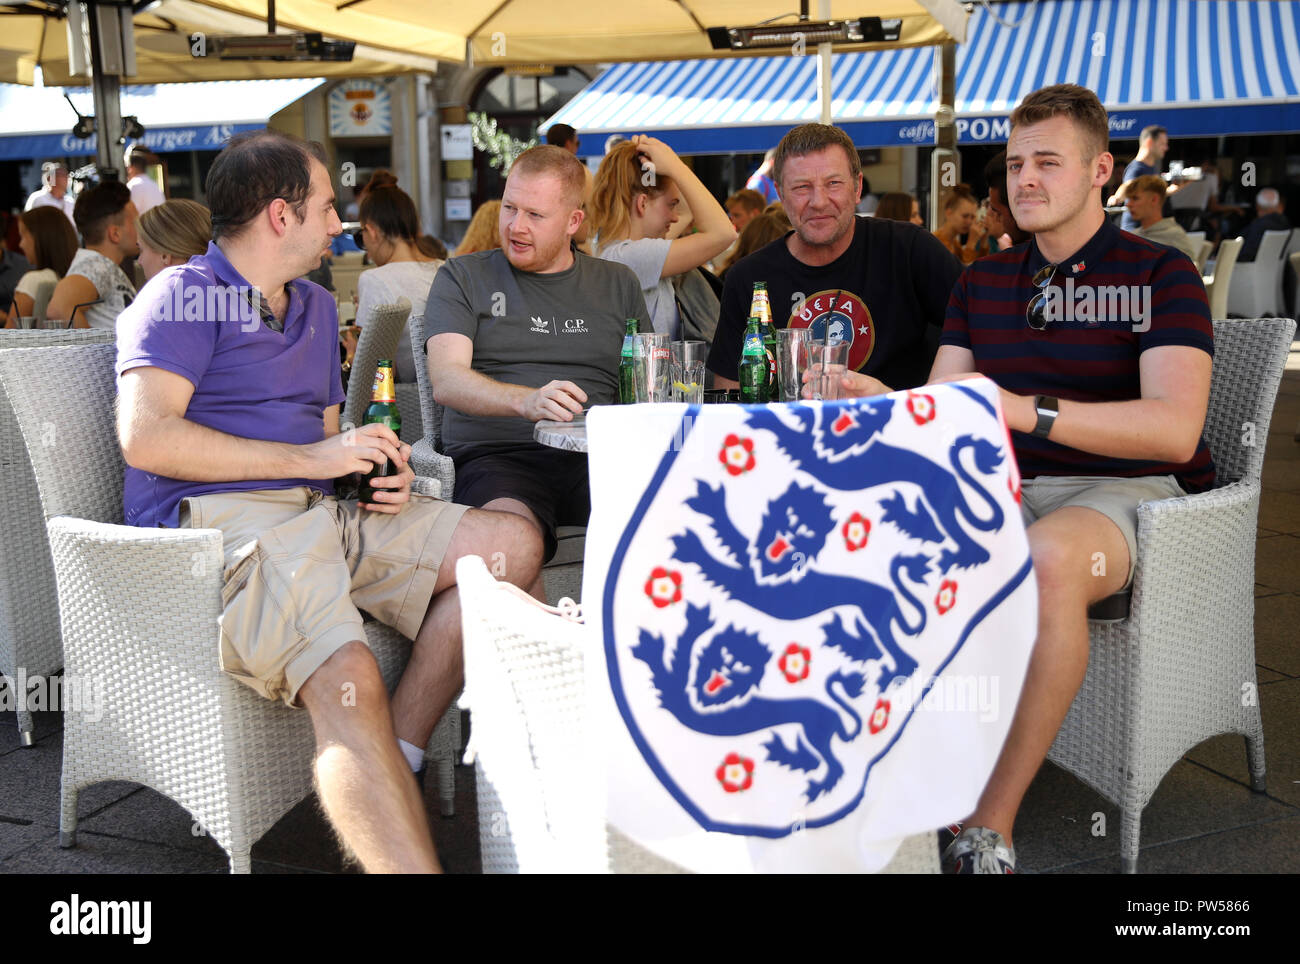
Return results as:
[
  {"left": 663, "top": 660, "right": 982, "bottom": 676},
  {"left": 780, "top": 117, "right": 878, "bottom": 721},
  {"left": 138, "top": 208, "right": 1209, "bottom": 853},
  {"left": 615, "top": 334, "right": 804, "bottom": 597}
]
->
[{"left": 370, "top": 361, "right": 396, "bottom": 402}]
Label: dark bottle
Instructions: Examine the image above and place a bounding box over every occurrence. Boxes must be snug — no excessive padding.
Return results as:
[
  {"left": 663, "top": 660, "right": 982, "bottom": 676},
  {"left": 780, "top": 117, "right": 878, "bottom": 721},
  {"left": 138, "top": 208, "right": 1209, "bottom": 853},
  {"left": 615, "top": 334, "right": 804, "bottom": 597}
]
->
[
  {"left": 618, "top": 318, "right": 639, "bottom": 404},
  {"left": 358, "top": 359, "right": 401, "bottom": 504},
  {"left": 739, "top": 317, "right": 768, "bottom": 404}
]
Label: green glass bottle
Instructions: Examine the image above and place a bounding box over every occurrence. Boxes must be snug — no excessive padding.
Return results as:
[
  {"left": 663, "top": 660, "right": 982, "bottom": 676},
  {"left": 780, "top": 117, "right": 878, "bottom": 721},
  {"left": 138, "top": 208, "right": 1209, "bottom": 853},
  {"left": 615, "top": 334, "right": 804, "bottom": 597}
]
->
[
  {"left": 618, "top": 318, "right": 638, "bottom": 404},
  {"left": 358, "top": 359, "right": 401, "bottom": 504},
  {"left": 739, "top": 317, "right": 768, "bottom": 403},
  {"left": 749, "top": 282, "right": 778, "bottom": 399}
]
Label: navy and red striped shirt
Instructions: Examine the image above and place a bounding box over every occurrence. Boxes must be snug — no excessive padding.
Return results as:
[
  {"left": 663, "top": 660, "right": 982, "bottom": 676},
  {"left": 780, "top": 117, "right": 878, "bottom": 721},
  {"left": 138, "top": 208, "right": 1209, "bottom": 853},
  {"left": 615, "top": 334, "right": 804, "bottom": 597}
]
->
[{"left": 942, "top": 218, "right": 1215, "bottom": 492}]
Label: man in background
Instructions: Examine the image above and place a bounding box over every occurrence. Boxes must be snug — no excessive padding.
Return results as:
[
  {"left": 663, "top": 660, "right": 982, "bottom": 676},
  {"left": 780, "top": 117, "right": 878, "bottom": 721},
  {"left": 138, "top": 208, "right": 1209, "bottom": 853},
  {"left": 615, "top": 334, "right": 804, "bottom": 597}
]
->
[
  {"left": 124, "top": 146, "right": 166, "bottom": 216},
  {"left": 24, "top": 162, "right": 76, "bottom": 226},
  {"left": 1125, "top": 174, "right": 1201, "bottom": 265},
  {"left": 1238, "top": 187, "right": 1290, "bottom": 262}
]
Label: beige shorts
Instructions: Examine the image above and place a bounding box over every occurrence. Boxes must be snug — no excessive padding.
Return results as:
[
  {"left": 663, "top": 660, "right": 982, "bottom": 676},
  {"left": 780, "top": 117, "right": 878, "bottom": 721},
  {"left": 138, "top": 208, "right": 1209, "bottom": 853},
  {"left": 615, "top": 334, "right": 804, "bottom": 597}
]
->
[
  {"left": 180, "top": 486, "right": 469, "bottom": 707},
  {"left": 1019, "top": 474, "right": 1185, "bottom": 585}
]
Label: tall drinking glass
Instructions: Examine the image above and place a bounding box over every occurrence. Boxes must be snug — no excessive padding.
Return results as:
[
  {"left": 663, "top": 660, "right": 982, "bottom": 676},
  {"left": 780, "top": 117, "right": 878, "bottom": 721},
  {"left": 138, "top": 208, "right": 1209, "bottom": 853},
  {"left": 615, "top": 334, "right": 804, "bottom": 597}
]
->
[
  {"left": 776, "top": 327, "right": 813, "bottom": 402},
  {"left": 671, "top": 339, "right": 708, "bottom": 401},
  {"left": 634, "top": 332, "right": 671, "bottom": 403},
  {"left": 805, "top": 341, "right": 850, "bottom": 401}
]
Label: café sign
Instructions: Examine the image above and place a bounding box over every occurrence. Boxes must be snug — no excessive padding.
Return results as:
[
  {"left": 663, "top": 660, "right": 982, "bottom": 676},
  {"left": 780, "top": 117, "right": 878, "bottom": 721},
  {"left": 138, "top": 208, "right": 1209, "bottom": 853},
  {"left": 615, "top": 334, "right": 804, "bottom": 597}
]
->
[{"left": 329, "top": 80, "right": 392, "bottom": 137}]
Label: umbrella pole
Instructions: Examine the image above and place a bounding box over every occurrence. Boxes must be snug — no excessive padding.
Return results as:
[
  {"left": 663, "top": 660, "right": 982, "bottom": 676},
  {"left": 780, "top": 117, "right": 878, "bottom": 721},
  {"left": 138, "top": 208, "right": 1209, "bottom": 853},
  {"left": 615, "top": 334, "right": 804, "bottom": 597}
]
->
[
  {"left": 816, "top": 0, "right": 831, "bottom": 124},
  {"left": 929, "top": 42, "right": 958, "bottom": 230},
  {"left": 86, "top": 0, "right": 124, "bottom": 181}
]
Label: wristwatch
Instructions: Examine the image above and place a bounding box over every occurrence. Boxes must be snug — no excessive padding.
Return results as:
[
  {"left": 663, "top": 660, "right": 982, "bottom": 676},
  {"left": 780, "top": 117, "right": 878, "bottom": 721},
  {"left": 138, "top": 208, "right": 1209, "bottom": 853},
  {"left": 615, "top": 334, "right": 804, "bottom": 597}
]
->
[{"left": 1032, "top": 395, "right": 1060, "bottom": 439}]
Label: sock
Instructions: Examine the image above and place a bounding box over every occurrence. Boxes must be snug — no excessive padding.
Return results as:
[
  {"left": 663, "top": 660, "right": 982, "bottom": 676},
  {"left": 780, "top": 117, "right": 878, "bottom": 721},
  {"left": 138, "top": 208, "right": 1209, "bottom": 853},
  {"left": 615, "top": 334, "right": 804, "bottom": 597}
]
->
[{"left": 399, "top": 738, "right": 425, "bottom": 772}]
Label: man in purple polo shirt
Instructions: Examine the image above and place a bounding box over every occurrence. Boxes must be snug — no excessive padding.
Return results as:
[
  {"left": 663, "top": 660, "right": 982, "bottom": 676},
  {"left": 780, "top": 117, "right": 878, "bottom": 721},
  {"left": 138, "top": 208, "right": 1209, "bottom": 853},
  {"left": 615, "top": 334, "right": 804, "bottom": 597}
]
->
[
  {"left": 836, "top": 84, "right": 1214, "bottom": 873},
  {"left": 115, "top": 130, "right": 542, "bottom": 873}
]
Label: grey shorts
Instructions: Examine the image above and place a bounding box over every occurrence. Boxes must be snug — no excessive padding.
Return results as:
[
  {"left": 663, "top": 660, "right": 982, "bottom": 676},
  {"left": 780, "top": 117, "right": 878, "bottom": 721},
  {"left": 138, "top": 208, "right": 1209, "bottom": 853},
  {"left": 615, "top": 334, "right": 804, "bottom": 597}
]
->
[
  {"left": 180, "top": 486, "right": 468, "bottom": 707},
  {"left": 1019, "top": 474, "right": 1186, "bottom": 585}
]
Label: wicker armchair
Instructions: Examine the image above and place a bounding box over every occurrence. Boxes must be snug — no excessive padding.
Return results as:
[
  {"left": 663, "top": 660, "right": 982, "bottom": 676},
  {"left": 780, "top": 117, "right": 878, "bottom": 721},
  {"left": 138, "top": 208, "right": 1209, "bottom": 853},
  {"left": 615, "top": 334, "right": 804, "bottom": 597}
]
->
[
  {"left": 0, "top": 342, "right": 460, "bottom": 871},
  {"left": 0, "top": 329, "right": 114, "bottom": 745},
  {"left": 342, "top": 299, "right": 409, "bottom": 431},
  {"left": 1046, "top": 316, "right": 1297, "bottom": 873},
  {"left": 457, "top": 555, "right": 938, "bottom": 873}
]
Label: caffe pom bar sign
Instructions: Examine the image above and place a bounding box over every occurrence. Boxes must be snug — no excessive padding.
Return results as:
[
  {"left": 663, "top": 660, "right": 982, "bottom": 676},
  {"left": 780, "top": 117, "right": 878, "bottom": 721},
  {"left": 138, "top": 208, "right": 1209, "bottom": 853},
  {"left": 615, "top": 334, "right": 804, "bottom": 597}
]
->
[{"left": 329, "top": 80, "right": 392, "bottom": 138}]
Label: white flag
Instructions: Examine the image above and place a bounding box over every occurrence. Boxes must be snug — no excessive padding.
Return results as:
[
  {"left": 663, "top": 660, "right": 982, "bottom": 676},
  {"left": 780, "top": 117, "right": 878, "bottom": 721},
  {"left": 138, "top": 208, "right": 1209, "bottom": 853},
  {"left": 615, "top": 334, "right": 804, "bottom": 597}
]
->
[{"left": 583, "top": 378, "right": 1037, "bottom": 872}]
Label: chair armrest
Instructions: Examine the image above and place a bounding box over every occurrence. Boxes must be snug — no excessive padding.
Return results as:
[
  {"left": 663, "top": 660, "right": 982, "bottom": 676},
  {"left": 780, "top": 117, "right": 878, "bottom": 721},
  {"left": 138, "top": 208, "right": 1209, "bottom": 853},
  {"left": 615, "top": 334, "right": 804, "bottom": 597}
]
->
[
  {"left": 46, "top": 516, "right": 225, "bottom": 681},
  {"left": 411, "top": 439, "right": 455, "bottom": 500},
  {"left": 410, "top": 475, "right": 441, "bottom": 500},
  {"left": 1128, "top": 479, "right": 1260, "bottom": 638}
]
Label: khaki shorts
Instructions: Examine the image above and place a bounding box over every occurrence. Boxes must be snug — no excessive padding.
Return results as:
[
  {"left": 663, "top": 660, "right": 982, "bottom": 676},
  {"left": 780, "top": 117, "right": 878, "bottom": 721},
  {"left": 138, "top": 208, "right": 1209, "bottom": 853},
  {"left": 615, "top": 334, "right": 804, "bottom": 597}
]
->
[
  {"left": 180, "top": 486, "right": 468, "bottom": 707},
  {"left": 1019, "top": 474, "right": 1185, "bottom": 586}
]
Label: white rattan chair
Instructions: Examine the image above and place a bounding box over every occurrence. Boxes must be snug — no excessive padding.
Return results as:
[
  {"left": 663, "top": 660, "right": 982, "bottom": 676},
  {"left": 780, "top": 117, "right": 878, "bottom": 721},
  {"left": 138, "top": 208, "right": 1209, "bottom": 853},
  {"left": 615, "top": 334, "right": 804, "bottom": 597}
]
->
[
  {"left": 1226, "top": 230, "right": 1291, "bottom": 317},
  {"left": 457, "top": 555, "right": 939, "bottom": 874},
  {"left": 0, "top": 329, "right": 114, "bottom": 745},
  {"left": 1046, "top": 316, "right": 1297, "bottom": 873},
  {"left": 0, "top": 342, "right": 461, "bottom": 870},
  {"left": 1203, "top": 237, "right": 1243, "bottom": 320},
  {"left": 408, "top": 310, "right": 456, "bottom": 500}
]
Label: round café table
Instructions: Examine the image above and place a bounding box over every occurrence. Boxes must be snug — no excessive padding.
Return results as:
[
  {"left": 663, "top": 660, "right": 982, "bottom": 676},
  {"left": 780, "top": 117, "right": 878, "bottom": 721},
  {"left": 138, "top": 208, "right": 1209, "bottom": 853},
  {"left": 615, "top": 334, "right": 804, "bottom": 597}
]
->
[{"left": 534, "top": 415, "right": 589, "bottom": 453}]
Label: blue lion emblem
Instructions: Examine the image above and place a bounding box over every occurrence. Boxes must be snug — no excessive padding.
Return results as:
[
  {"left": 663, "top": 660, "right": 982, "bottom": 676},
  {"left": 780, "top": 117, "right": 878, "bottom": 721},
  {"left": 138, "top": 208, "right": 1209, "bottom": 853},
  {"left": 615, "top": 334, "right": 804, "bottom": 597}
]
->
[
  {"left": 633, "top": 604, "right": 868, "bottom": 802},
  {"left": 744, "top": 398, "right": 1005, "bottom": 572},
  {"left": 671, "top": 479, "right": 926, "bottom": 688}
]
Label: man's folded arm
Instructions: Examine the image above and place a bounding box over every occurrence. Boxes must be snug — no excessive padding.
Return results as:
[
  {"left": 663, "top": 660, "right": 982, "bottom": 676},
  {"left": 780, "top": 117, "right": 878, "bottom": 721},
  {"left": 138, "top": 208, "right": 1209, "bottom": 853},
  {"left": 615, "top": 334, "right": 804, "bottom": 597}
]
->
[
  {"left": 928, "top": 344, "right": 1211, "bottom": 465},
  {"left": 118, "top": 366, "right": 398, "bottom": 482},
  {"left": 426, "top": 331, "right": 532, "bottom": 417}
]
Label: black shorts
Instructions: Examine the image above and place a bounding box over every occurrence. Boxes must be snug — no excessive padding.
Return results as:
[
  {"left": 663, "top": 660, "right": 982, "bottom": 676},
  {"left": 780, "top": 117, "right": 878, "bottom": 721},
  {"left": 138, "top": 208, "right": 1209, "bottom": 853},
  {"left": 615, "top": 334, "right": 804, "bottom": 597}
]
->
[{"left": 451, "top": 442, "right": 590, "bottom": 561}]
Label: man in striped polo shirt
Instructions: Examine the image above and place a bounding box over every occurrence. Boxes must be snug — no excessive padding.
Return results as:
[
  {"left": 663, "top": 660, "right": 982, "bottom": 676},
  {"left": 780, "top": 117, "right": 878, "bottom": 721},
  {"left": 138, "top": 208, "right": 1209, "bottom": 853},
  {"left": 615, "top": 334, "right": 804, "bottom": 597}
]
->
[{"left": 838, "top": 84, "right": 1214, "bottom": 873}]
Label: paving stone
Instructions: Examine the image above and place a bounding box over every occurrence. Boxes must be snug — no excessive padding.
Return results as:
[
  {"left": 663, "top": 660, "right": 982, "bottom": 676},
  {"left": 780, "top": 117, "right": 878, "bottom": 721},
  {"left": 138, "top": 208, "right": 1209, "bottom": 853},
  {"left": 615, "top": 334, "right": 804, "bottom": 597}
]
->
[
  {"left": 1186, "top": 678, "right": 1300, "bottom": 808},
  {"left": 1258, "top": 490, "right": 1300, "bottom": 534},
  {"left": 1254, "top": 593, "right": 1300, "bottom": 677},
  {"left": 1254, "top": 534, "right": 1300, "bottom": 593},
  {"left": 1, "top": 829, "right": 229, "bottom": 874},
  {"left": 1015, "top": 756, "right": 1293, "bottom": 874},
  {"left": 0, "top": 730, "right": 138, "bottom": 828},
  {"left": 1059, "top": 815, "right": 1300, "bottom": 874}
]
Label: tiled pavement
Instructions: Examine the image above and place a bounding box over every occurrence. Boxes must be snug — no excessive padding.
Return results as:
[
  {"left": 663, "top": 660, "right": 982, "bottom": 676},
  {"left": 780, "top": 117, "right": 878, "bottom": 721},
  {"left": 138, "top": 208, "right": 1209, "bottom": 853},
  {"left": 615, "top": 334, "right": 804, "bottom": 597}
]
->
[{"left": 1, "top": 362, "right": 1297, "bottom": 874}]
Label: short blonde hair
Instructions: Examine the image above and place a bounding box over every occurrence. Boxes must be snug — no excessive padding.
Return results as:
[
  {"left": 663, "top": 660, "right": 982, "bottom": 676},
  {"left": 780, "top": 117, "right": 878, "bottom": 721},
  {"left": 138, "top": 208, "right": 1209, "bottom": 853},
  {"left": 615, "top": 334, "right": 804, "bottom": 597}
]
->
[
  {"left": 1128, "top": 174, "right": 1168, "bottom": 200},
  {"left": 507, "top": 145, "right": 587, "bottom": 209},
  {"left": 137, "top": 199, "right": 212, "bottom": 262}
]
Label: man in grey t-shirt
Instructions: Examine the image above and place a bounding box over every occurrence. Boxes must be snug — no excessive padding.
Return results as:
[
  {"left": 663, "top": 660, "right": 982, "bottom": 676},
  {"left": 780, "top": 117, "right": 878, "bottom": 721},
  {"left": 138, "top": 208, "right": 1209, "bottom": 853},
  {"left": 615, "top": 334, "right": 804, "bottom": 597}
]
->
[{"left": 425, "top": 145, "right": 647, "bottom": 582}]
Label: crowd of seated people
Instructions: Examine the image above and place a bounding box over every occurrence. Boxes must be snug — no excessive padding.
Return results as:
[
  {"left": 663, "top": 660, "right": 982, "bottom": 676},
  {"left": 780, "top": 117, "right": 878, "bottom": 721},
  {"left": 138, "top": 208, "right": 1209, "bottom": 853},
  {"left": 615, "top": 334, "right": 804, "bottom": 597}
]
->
[{"left": 10, "top": 79, "right": 1288, "bottom": 876}]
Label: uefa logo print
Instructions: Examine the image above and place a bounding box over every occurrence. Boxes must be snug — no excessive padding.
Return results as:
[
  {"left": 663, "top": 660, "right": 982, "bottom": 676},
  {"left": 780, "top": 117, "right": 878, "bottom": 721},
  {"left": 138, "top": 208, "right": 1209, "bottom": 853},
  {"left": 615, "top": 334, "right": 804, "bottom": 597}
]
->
[{"left": 601, "top": 383, "right": 1034, "bottom": 837}]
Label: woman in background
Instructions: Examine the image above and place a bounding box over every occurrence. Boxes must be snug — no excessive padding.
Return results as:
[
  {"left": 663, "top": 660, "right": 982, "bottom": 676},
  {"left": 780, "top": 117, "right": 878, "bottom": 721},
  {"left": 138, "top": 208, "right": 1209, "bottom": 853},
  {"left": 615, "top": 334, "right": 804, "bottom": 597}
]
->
[
  {"left": 875, "top": 192, "right": 924, "bottom": 227},
  {"left": 588, "top": 136, "right": 734, "bottom": 338},
  {"left": 454, "top": 201, "right": 502, "bottom": 257},
  {"left": 932, "top": 184, "right": 990, "bottom": 264},
  {"left": 717, "top": 213, "right": 789, "bottom": 281},
  {"left": 136, "top": 198, "right": 212, "bottom": 281},
  {"left": 355, "top": 181, "right": 442, "bottom": 383},
  {"left": 5, "top": 206, "right": 78, "bottom": 326}
]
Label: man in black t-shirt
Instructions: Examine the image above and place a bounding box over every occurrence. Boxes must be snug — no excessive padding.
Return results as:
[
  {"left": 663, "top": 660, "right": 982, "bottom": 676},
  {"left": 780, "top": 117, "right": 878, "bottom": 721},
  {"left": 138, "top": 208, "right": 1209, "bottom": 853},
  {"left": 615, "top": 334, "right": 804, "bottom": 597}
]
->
[{"left": 707, "top": 124, "right": 961, "bottom": 393}]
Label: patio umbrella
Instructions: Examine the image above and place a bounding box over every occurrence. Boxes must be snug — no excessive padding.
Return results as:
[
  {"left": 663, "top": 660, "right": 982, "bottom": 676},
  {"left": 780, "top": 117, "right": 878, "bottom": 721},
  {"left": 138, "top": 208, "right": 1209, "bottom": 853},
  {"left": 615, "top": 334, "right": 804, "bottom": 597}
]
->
[{"left": 0, "top": 0, "right": 441, "bottom": 86}]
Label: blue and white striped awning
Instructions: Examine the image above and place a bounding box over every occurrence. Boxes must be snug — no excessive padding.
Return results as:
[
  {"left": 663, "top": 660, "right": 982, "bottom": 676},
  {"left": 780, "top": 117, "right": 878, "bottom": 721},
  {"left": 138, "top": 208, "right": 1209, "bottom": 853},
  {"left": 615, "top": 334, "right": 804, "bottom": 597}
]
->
[{"left": 544, "top": 0, "right": 1300, "bottom": 152}]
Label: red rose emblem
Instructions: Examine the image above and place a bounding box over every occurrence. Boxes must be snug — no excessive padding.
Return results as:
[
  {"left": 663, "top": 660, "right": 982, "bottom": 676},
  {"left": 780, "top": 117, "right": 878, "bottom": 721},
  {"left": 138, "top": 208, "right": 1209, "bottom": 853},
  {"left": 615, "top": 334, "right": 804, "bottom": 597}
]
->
[
  {"left": 716, "top": 753, "right": 754, "bottom": 793},
  {"left": 935, "top": 579, "right": 958, "bottom": 615},
  {"left": 718, "top": 434, "right": 756, "bottom": 476},
  {"left": 868, "top": 698, "right": 890, "bottom": 735},
  {"left": 644, "top": 567, "right": 682, "bottom": 608},
  {"left": 907, "top": 392, "right": 936, "bottom": 425},
  {"left": 842, "top": 512, "right": 871, "bottom": 551},
  {"left": 778, "top": 643, "right": 811, "bottom": 683}
]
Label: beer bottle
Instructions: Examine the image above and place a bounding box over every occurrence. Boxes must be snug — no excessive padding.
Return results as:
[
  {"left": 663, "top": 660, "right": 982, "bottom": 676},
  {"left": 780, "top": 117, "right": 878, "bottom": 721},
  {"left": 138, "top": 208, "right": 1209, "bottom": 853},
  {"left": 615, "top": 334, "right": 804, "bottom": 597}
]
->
[
  {"left": 739, "top": 317, "right": 768, "bottom": 403},
  {"left": 618, "top": 318, "right": 638, "bottom": 404},
  {"left": 358, "top": 359, "right": 402, "bottom": 504},
  {"left": 749, "top": 282, "right": 778, "bottom": 398}
]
